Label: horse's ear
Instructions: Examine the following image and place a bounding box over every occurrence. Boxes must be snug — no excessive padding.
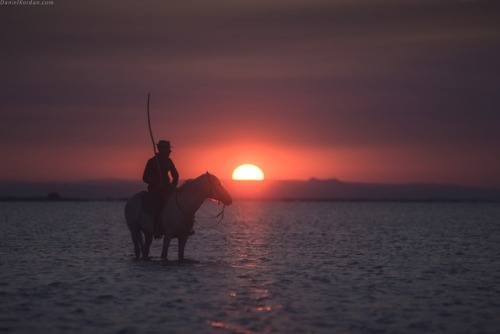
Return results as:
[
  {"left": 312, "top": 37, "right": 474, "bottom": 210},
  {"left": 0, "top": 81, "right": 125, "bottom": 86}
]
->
[{"left": 206, "top": 171, "right": 209, "bottom": 175}]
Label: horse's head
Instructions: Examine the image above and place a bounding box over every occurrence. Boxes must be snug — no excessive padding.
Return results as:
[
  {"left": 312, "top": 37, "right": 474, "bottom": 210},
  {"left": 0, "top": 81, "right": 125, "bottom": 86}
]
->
[{"left": 205, "top": 172, "right": 233, "bottom": 206}]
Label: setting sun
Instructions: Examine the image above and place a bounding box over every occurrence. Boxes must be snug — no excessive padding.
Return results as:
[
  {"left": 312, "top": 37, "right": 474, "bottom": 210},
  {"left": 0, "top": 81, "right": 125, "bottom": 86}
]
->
[{"left": 232, "top": 164, "right": 264, "bottom": 180}]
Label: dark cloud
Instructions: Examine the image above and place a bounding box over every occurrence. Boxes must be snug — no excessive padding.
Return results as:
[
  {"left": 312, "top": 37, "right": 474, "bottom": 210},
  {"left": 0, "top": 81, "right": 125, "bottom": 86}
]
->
[{"left": 1, "top": 0, "right": 499, "bottom": 185}]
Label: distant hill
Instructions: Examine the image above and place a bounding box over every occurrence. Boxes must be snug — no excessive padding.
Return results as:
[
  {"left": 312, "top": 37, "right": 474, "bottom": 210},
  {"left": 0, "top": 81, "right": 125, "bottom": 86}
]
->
[
  {"left": 0, "top": 179, "right": 144, "bottom": 200},
  {"left": 1, "top": 178, "right": 500, "bottom": 201},
  {"left": 224, "top": 178, "right": 500, "bottom": 201}
]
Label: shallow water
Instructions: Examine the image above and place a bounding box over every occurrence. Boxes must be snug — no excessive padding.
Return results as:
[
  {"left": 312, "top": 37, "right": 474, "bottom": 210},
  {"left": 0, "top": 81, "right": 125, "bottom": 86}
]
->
[{"left": 1, "top": 201, "right": 500, "bottom": 333}]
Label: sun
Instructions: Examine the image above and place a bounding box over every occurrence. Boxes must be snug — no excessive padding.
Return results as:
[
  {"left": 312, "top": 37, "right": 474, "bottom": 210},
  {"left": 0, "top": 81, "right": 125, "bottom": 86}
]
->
[{"left": 232, "top": 164, "right": 264, "bottom": 180}]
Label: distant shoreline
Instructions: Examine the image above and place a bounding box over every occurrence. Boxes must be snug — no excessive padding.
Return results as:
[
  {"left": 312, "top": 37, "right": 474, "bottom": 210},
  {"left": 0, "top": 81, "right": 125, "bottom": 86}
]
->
[
  {"left": 2, "top": 178, "right": 499, "bottom": 202},
  {"left": 1, "top": 197, "right": 498, "bottom": 203},
  {"left": 0, "top": 197, "right": 125, "bottom": 202}
]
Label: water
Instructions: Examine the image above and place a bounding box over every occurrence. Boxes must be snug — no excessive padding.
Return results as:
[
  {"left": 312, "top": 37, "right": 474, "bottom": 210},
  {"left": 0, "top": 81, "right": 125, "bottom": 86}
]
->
[{"left": 1, "top": 201, "right": 500, "bottom": 333}]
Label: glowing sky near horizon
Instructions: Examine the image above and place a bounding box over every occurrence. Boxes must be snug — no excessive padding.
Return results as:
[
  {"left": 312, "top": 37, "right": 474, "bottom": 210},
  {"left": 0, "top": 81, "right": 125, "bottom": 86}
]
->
[{"left": 1, "top": 0, "right": 500, "bottom": 187}]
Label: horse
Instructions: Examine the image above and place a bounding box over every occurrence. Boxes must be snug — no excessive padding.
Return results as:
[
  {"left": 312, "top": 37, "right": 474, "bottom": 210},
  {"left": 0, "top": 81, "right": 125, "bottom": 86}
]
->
[{"left": 124, "top": 172, "right": 232, "bottom": 261}]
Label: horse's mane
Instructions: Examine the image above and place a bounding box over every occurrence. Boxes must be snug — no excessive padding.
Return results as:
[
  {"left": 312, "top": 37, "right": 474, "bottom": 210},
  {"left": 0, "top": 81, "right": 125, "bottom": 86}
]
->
[
  {"left": 178, "top": 179, "right": 194, "bottom": 190},
  {"left": 177, "top": 173, "right": 210, "bottom": 191}
]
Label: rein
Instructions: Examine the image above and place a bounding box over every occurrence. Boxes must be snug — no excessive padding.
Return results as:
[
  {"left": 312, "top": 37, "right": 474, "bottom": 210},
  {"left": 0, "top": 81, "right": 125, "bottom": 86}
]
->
[
  {"left": 194, "top": 203, "right": 226, "bottom": 228},
  {"left": 174, "top": 176, "right": 227, "bottom": 228}
]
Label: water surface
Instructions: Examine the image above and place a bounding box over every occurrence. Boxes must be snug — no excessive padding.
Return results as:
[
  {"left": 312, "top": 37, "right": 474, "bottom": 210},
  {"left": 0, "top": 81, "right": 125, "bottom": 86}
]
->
[{"left": 1, "top": 201, "right": 499, "bottom": 333}]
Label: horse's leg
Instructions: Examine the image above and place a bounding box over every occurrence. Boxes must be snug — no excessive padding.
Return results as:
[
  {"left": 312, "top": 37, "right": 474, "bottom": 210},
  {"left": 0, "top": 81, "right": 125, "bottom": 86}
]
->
[
  {"left": 139, "top": 232, "right": 144, "bottom": 256},
  {"left": 161, "top": 231, "right": 173, "bottom": 260},
  {"left": 142, "top": 233, "right": 153, "bottom": 259},
  {"left": 178, "top": 235, "right": 188, "bottom": 261},
  {"left": 130, "top": 227, "right": 141, "bottom": 258}
]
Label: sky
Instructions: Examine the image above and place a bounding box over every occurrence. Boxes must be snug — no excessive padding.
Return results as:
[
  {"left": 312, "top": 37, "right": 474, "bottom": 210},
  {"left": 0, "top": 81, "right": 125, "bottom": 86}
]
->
[{"left": 1, "top": 0, "right": 500, "bottom": 187}]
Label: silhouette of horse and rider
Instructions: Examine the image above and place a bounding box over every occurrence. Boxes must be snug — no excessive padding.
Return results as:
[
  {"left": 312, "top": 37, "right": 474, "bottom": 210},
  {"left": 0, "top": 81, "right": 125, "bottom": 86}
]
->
[{"left": 125, "top": 140, "right": 232, "bottom": 260}]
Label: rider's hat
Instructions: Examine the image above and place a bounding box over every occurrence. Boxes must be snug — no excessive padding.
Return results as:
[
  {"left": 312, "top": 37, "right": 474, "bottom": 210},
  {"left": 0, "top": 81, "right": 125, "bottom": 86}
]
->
[{"left": 157, "top": 140, "right": 172, "bottom": 149}]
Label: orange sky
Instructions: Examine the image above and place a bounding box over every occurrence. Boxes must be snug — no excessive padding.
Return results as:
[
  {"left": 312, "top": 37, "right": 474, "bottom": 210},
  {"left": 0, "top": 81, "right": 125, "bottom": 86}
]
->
[
  {"left": 1, "top": 134, "right": 498, "bottom": 188},
  {"left": 1, "top": 1, "right": 500, "bottom": 188}
]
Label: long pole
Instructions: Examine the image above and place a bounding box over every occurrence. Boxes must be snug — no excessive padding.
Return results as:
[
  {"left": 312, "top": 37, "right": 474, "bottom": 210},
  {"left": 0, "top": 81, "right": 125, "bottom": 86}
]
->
[
  {"left": 147, "top": 93, "right": 157, "bottom": 156},
  {"left": 146, "top": 93, "right": 164, "bottom": 187}
]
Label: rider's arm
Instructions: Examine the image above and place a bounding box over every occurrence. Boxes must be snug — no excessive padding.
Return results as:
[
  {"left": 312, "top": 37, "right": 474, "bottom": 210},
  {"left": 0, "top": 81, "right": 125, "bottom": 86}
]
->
[
  {"left": 142, "top": 159, "right": 153, "bottom": 184},
  {"left": 169, "top": 160, "right": 179, "bottom": 188}
]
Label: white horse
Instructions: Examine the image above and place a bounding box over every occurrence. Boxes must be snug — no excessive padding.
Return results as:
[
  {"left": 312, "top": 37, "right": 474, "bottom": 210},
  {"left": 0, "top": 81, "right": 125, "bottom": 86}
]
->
[{"left": 125, "top": 172, "right": 232, "bottom": 260}]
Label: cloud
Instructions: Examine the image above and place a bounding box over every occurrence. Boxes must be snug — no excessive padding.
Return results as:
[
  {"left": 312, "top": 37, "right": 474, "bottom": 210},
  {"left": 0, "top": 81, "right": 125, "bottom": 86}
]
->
[{"left": 1, "top": 0, "right": 499, "bottom": 185}]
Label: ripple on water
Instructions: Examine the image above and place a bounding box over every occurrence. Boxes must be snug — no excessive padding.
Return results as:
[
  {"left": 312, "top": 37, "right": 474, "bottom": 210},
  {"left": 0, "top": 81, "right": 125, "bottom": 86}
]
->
[{"left": 1, "top": 201, "right": 500, "bottom": 333}]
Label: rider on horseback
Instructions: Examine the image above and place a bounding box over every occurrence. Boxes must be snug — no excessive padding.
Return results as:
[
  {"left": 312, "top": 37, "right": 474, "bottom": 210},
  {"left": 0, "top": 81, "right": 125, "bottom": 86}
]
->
[{"left": 143, "top": 140, "right": 178, "bottom": 239}]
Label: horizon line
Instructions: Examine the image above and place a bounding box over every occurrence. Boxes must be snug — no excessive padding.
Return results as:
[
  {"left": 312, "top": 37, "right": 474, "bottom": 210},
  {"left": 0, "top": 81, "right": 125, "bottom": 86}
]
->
[{"left": 1, "top": 177, "right": 499, "bottom": 190}]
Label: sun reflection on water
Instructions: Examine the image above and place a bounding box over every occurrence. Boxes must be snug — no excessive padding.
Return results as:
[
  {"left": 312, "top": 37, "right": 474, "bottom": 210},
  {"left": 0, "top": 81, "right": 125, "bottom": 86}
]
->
[{"left": 207, "top": 202, "right": 286, "bottom": 332}]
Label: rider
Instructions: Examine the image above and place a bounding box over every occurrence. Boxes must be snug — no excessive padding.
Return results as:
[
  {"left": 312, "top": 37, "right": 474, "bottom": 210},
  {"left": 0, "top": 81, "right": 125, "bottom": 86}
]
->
[{"left": 143, "top": 140, "right": 179, "bottom": 239}]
